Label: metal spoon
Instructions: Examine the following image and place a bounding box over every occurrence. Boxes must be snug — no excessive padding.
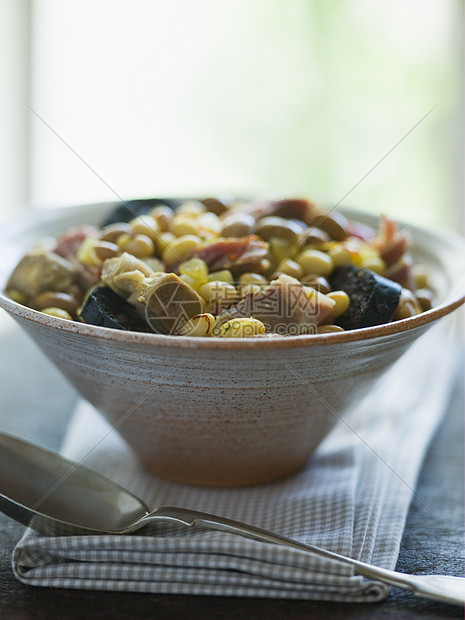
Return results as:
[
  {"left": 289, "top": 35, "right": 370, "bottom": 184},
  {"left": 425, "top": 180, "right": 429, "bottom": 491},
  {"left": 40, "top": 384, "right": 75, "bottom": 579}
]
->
[{"left": 0, "top": 431, "right": 463, "bottom": 606}]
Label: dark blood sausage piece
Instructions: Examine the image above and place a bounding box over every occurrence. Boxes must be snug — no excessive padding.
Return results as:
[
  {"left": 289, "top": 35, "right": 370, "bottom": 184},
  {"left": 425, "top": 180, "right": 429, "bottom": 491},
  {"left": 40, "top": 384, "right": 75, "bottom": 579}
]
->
[
  {"left": 79, "top": 286, "right": 151, "bottom": 332},
  {"left": 329, "top": 265, "right": 402, "bottom": 330},
  {"left": 101, "top": 198, "right": 184, "bottom": 227}
]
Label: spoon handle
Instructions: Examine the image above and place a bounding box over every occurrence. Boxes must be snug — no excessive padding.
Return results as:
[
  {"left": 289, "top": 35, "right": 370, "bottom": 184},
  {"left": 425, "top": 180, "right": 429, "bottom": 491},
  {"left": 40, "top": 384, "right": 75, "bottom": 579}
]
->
[{"left": 140, "top": 507, "right": 464, "bottom": 606}]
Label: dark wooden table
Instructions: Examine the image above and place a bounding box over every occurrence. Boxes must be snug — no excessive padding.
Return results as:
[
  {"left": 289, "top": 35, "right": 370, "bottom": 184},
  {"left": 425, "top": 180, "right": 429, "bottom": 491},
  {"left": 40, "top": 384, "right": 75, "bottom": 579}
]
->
[{"left": 0, "top": 314, "right": 463, "bottom": 619}]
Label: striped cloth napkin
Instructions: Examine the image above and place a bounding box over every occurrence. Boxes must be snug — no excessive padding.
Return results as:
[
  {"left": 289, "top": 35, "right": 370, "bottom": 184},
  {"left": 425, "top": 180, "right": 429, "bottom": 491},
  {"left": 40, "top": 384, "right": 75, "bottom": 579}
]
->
[{"left": 12, "top": 323, "right": 457, "bottom": 602}]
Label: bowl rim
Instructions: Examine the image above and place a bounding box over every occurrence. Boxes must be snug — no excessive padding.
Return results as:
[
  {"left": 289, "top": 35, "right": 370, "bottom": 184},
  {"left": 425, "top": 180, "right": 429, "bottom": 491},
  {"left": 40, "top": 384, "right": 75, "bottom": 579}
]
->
[{"left": 0, "top": 200, "right": 464, "bottom": 350}]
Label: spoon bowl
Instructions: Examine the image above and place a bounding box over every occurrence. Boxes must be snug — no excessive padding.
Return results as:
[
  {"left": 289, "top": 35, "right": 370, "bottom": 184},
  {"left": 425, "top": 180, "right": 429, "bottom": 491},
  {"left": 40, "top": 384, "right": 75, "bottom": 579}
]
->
[{"left": 0, "top": 432, "right": 149, "bottom": 535}]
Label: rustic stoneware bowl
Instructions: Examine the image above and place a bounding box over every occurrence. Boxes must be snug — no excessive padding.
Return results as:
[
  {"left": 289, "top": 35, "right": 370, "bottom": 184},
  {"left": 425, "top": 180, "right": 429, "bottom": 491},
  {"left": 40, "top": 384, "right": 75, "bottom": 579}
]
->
[{"left": 1, "top": 201, "right": 464, "bottom": 486}]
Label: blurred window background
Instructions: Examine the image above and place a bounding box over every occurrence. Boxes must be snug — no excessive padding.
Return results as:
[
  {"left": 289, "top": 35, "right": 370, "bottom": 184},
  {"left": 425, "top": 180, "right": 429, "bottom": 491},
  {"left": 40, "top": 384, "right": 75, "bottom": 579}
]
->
[{"left": 0, "top": 0, "right": 463, "bottom": 231}]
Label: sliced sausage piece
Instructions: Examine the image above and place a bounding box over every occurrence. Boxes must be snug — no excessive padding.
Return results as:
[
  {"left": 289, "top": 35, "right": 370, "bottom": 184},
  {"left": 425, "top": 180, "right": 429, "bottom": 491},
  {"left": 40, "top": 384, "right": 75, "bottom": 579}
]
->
[
  {"left": 329, "top": 265, "right": 402, "bottom": 329},
  {"left": 101, "top": 254, "right": 204, "bottom": 335},
  {"left": 142, "top": 273, "right": 205, "bottom": 335},
  {"left": 101, "top": 198, "right": 183, "bottom": 227},
  {"left": 79, "top": 286, "right": 152, "bottom": 332}
]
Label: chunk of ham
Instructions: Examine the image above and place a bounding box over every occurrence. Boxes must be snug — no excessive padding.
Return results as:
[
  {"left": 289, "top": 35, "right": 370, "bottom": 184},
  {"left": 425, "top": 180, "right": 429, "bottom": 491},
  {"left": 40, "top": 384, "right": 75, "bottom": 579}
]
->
[
  {"left": 371, "top": 215, "right": 411, "bottom": 266},
  {"left": 192, "top": 236, "right": 269, "bottom": 271},
  {"left": 53, "top": 226, "right": 101, "bottom": 292},
  {"left": 384, "top": 255, "right": 415, "bottom": 290},
  {"left": 346, "top": 220, "right": 376, "bottom": 242},
  {"left": 371, "top": 215, "right": 414, "bottom": 289},
  {"left": 54, "top": 226, "right": 100, "bottom": 259}
]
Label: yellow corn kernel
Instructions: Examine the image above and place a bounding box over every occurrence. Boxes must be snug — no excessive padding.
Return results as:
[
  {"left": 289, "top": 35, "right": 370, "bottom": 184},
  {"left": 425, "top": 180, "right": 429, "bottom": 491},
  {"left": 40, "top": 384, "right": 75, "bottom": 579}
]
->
[
  {"left": 296, "top": 249, "right": 334, "bottom": 277},
  {"left": 277, "top": 258, "right": 303, "bottom": 279},
  {"left": 162, "top": 235, "right": 202, "bottom": 266},
  {"left": 198, "top": 280, "right": 237, "bottom": 307},
  {"left": 41, "top": 307, "right": 73, "bottom": 320},
  {"left": 393, "top": 288, "right": 422, "bottom": 320},
  {"left": 239, "top": 272, "right": 268, "bottom": 286},
  {"left": 143, "top": 257, "right": 164, "bottom": 272},
  {"left": 327, "top": 244, "right": 352, "bottom": 267},
  {"left": 34, "top": 290, "right": 79, "bottom": 314},
  {"left": 218, "top": 318, "right": 266, "bottom": 338},
  {"left": 316, "top": 324, "right": 345, "bottom": 334},
  {"left": 154, "top": 231, "right": 175, "bottom": 255},
  {"left": 179, "top": 257, "right": 209, "bottom": 290},
  {"left": 327, "top": 290, "right": 350, "bottom": 318},
  {"left": 412, "top": 264, "right": 430, "bottom": 289},
  {"left": 117, "top": 233, "right": 155, "bottom": 258},
  {"left": 78, "top": 237, "right": 120, "bottom": 265},
  {"left": 258, "top": 258, "right": 272, "bottom": 273},
  {"left": 6, "top": 288, "right": 28, "bottom": 305},
  {"left": 129, "top": 215, "right": 160, "bottom": 243},
  {"left": 179, "top": 273, "right": 198, "bottom": 289},
  {"left": 149, "top": 205, "right": 174, "bottom": 231},
  {"left": 270, "top": 237, "right": 295, "bottom": 263},
  {"left": 176, "top": 201, "right": 206, "bottom": 216},
  {"left": 77, "top": 237, "right": 101, "bottom": 266},
  {"left": 355, "top": 244, "right": 385, "bottom": 274},
  {"left": 360, "top": 256, "right": 386, "bottom": 274},
  {"left": 317, "top": 241, "right": 338, "bottom": 252},
  {"left": 415, "top": 288, "right": 433, "bottom": 311},
  {"left": 196, "top": 211, "right": 221, "bottom": 236},
  {"left": 300, "top": 274, "right": 332, "bottom": 294},
  {"left": 100, "top": 222, "right": 132, "bottom": 243},
  {"left": 93, "top": 241, "right": 120, "bottom": 262},
  {"left": 208, "top": 269, "right": 234, "bottom": 284},
  {"left": 303, "top": 287, "right": 337, "bottom": 317},
  {"left": 342, "top": 237, "right": 363, "bottom": 265},
  {"left": 177, "top": 313, "right": 216, "bottom": 337},
  {"left": 170, "top": 214, "right": 199, "bottom": 238},
  {"left": 179, "top": 257, "right": 209, "bottom": 280}
]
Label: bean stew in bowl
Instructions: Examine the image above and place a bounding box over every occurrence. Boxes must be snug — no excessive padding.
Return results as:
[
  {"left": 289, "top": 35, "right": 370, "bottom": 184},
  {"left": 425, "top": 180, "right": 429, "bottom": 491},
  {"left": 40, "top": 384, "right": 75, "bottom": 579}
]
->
[
  {"left": 3, "top": 196, "right": 442, "bottom": 338},
  {"left": 0, "top": 197, "right": 463, "bottom": 485}
]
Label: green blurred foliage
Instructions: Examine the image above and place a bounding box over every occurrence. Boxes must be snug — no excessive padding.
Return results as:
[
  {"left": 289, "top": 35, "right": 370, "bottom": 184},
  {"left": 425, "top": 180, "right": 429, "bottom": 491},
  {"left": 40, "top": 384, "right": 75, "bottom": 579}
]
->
[
  {"left": 172, "top": 0, "right": 462, "bottom": 228},
  {"left": 30, "top": 0, "right": 462, "bottom": 230}
]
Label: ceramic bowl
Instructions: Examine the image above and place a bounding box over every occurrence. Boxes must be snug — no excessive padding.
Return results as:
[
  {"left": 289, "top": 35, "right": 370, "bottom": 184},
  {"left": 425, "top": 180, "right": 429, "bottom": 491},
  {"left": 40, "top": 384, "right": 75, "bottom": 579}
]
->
[{"left": 0, "top": 201, "right": 464, "bottom": 486}]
